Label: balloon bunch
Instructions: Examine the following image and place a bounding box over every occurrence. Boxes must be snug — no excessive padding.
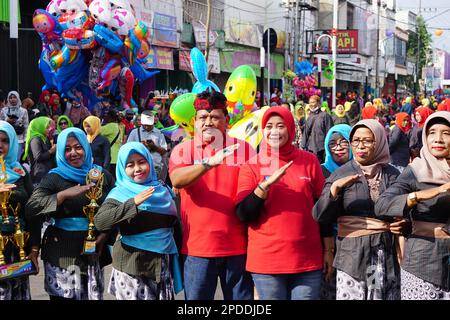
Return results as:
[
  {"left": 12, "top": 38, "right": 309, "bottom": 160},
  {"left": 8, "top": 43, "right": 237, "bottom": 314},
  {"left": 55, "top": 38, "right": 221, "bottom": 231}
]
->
[
  {"left": 33, "top": 0, "right": 159, "bottom": 108},
  {"left": 292, "top": 60, "right": 321, "bottom": 99},
  {"left": 168, "top": 53, "right": 261, "bottom": 146}
]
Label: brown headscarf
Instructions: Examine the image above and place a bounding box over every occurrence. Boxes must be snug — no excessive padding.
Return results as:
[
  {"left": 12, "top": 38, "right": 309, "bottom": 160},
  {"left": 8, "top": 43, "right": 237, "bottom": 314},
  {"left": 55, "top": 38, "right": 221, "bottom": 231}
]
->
[
  {"left": 410, "top": 111, "right": 450, "bottom": 184},
  {"left": 349, "top": 119, "right": 390, "bottom": 178}
]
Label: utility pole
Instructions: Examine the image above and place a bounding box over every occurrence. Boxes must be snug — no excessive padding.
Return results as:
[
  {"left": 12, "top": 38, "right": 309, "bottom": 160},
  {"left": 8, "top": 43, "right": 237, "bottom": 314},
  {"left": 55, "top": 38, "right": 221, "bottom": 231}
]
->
[
  {"left": 294, "top": 0, "right": 299, "bottom": 64},
  {"left": 205, "top": 0, "right": 212, "bottom": 61},
  {"left": 416, "top": 0, "right": 422, "bottom": 96},
  {"left": 332, "top": 0, "right": 338, "bottom": 110},
  {"left": 375, "top": 0, "right": 381, "bottom": 98}
]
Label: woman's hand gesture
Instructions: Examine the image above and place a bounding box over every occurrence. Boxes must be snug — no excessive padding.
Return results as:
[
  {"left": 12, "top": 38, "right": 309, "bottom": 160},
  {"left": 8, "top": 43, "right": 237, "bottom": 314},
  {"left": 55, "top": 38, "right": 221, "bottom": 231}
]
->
[
  {"left": 134, "top": 187, "right": 155, "bottom": 206},
  {"left": 0, "top": 183, "right": 16, "bottom": 193},
  {"left": 330, "top": 174, "right": 361, "bottom": 199},
  {"left": 264, "top": 161, "right": 294, "bottom": 188}
]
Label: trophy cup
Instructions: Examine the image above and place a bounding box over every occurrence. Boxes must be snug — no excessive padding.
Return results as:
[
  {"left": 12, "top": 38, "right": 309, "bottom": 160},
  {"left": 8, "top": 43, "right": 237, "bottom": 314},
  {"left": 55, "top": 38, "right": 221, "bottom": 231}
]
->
[
  {"left": 82, "top": 168, "right": 104, "bottom": 255},
  {"left": 0, "top": 157, "right": 11, "bottom": 225},
  {"left": 0, "top": 157, "right": 37, "bottom": 280},
  {"left": 0, "top": 234, "right": 9, "bottom": 265}
]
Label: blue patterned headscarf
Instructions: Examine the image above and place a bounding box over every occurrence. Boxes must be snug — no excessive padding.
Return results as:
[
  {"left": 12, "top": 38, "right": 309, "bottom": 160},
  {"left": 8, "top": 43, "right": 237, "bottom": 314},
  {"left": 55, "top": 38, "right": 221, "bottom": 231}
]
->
[
  {"left": 322, "top": 124, "right": 353, "bottom": 174},
  {"left": 106, "top": 142, "right": 176, "bottom": 215},
  {"left": 49, "top": 127, "right": 100, "bottom": 184},
  {"left": 0, "top": 121, "right": 23, "bottom": 183}
]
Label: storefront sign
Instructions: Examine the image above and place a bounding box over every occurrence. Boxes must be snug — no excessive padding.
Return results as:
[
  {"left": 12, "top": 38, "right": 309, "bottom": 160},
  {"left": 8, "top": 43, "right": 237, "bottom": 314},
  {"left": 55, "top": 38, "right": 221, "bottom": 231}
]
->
[
  {"left": 192, "top": 21, "right": 218, "bottom": 50},
  {"left": 152, "top": 12, "right": 178, "bottom": 48},
  {"left": 179, "top": 47, "right": 220, "bottom": 74},
  {"left": 225, "top": 18, "right": 263, "bottom": 48},
  {"left": 309, "top": 30, "right": 359, "bottom": 54},
  {"left": 146, "top": 46, "right": 174, "bottom": 70},
  {"left": 220, "top": 44, "right": 284, "bottom": 79}
]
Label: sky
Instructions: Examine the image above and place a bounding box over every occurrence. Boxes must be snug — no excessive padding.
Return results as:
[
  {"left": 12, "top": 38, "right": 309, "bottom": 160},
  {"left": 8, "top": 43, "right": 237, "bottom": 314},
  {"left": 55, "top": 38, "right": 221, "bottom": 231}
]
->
[{"left": 397, "top": 0, "right": 450, "bottom": 52}]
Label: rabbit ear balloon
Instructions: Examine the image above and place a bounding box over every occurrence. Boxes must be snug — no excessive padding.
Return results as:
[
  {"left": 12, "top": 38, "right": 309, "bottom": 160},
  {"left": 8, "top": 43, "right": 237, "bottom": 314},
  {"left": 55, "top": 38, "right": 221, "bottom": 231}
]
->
[{"left": 190, "top": 48, "right": 220, "bottom": 94}]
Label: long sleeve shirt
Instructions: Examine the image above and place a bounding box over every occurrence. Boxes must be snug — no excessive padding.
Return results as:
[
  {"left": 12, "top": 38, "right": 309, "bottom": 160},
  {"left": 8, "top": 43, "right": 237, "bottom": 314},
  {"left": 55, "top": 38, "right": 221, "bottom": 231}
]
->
[
  {"left": 312, "top": 161, "right": 400, "bottom": 281},
  {"left": 94, "top": 198, "right": 181, "bottom": 280},
  {"left": 25, "top": 171, "right": 115, "bottom": 274},
  {"left": 375, "top": 166, "right": 450, "bottom": 289}
]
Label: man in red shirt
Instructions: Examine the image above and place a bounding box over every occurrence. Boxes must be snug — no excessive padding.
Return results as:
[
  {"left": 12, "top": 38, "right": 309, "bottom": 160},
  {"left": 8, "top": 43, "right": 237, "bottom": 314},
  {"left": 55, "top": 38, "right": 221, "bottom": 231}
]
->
[{"left": 169, "top": 90, "right": 254, "bottom": 300}]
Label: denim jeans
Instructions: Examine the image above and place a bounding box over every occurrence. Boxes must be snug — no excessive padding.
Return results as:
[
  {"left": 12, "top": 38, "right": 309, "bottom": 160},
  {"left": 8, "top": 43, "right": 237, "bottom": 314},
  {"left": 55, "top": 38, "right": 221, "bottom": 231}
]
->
[
  {"left": 183, "top": 255, "right": 254, "bottom": 300},
  {"left": 252, "top": 270, "right": 322, "bottom": 300}
]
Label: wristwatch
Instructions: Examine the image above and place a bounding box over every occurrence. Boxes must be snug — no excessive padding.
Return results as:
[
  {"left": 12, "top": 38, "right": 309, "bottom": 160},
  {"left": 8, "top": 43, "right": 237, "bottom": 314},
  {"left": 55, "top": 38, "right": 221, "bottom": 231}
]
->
[
  {"left": 201, "top": 158, "right": 212, "bottom": 170},
  {"left": 408, "top": 192, "right": 418, "bottom": 206}
]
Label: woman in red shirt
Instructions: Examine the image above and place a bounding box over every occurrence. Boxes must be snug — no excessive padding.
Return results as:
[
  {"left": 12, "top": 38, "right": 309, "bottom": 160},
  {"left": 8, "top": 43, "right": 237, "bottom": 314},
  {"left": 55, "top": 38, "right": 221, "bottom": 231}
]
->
[{"left": 235, "top": 107, "right": 333, "bottom": 300}]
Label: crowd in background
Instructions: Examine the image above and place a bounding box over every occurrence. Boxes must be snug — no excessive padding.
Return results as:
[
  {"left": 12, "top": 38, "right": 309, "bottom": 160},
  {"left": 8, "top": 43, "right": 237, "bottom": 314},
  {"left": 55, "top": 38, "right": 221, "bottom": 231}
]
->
[{"left": 0, "top": 85, "right": 448, "bottom": 301}]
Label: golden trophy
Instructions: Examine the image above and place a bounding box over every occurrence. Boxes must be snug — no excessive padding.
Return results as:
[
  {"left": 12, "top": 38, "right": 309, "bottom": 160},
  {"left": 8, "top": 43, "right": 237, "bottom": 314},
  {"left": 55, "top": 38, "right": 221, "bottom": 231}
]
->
[
  {"left": 11, "top": 204, "right": 30, "bottom": 261},
  {"left": 82, "top": 168, "right": 104, "bottom": 255},
  {"left": 0, "top": 157, "right": 36, "bottom": 280},
  {"left": 0, "top": 157, "right": 11, "bottom": 225},
  {"left": 0, "top": 234, "right": 9, "bottom": 265}
]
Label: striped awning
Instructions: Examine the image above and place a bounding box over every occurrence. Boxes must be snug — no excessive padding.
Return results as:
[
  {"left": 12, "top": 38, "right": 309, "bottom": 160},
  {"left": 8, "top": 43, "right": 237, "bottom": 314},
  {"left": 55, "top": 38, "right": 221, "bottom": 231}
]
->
[{"left": 0, "top": 0, "right": 21, "bottom": 24}]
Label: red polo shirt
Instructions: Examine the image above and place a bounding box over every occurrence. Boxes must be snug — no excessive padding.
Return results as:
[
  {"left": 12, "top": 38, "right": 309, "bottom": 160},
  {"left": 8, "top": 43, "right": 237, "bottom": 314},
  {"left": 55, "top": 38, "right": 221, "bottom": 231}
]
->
[{"left": 169, "top": 135, "right": 255, "bottom": 257}]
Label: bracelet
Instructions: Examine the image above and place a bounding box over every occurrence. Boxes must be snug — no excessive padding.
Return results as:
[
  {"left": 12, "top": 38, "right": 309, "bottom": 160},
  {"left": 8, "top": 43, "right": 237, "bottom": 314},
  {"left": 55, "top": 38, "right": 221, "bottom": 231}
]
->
[{"left": 257, "top": 184, "right": 268, "bottom": 193}]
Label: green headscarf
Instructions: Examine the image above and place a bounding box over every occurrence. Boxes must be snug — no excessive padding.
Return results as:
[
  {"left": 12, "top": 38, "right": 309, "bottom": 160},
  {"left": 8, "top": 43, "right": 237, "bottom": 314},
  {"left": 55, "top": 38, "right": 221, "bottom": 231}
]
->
[
  {"left": 321, "top": 101, "right": 331, "bottom": 114},
  {"left": 151, "top": 110, "right": 164, "bottom": 129},
  {"left": 56, "top": 115, "right": 73, "bottom": 133},
  {"left": 23, "top": 117, "right": 51, "bottom": 161}
]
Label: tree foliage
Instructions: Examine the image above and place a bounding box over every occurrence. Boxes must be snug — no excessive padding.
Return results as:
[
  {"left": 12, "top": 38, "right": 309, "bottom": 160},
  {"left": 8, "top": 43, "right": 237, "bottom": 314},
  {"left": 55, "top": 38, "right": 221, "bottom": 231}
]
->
[{"left": 407, "top": 16, "right": 432, "bottom": 76}]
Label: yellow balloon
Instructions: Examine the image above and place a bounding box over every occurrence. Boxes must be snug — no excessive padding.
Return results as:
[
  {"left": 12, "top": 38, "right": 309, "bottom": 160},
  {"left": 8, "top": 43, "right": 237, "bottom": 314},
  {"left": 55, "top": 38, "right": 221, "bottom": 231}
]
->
[{"left": 435, "top": 29, "right": 444, "bottom": 37}]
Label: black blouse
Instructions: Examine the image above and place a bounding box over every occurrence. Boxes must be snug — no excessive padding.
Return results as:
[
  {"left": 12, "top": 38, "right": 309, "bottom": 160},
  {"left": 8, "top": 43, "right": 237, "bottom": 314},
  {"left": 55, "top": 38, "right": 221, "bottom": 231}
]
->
[
  {"left": 312, "top": 160, "right": 401, "bottom": 281},
  {"left": 375, "top": 166, "right": 450, "bottom": 289},
  {"left": 25, "top": 171, "right": 115, "bottom": 273}
]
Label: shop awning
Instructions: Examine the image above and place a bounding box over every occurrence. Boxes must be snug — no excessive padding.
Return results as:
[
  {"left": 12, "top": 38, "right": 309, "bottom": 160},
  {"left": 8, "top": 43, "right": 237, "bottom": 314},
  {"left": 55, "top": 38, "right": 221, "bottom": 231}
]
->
[{"left": 0, "top": 0, "right": 21, "bottom": 24}]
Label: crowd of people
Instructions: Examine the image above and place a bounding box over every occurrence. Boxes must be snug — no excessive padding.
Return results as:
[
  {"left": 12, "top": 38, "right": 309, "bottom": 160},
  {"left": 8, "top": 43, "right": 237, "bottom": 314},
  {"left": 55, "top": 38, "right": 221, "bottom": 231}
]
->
[{"left": 0, "top": 86, "right": 448, "bottom": 301}]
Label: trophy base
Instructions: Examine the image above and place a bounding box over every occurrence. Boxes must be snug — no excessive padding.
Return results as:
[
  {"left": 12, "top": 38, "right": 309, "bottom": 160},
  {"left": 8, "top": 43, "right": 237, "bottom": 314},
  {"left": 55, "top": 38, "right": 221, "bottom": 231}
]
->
[
  {"left": 0, "top": 260, "right": 37, "bottom": 281},
  {"left": 82, "top": 240, "right": 97, "bottom": 255}
]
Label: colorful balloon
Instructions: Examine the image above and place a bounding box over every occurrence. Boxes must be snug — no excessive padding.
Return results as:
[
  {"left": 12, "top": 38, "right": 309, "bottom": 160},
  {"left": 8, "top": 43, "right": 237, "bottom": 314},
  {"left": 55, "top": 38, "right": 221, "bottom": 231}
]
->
[
  {"left": 63, "top": 28, "right": 96, "bottom": 49},
  {"left": 228, "top": 106, "right": 269, "bottom": 149},
  {"left": 224, "top": 65, "right": 257, "bottom": 125},
  {"left": 169, "top": 93, "right": 197, "bottom": 137},
  {"left": 190, "top": 48, "right": 220, "bottom": 94}
]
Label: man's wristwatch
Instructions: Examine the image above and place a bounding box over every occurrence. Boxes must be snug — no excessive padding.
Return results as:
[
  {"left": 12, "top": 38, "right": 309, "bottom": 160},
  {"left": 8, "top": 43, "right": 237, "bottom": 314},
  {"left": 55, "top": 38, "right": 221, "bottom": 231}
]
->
[
  {"left": 201, "top": 158, "right": 212, "bottom": 170},
  {"left": 408, "top": 192, "right": 418, "bottom": 206}
]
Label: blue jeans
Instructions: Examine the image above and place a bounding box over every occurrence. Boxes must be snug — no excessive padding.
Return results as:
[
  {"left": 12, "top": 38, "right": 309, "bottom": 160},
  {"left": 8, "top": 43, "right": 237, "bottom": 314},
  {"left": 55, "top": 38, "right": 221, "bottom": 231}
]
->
[
  {"left": 252, "top": 270, "right": 322, "bottom": 300},
  {"left": 183, "top": 255, "right": 254, "bottom": 300}
]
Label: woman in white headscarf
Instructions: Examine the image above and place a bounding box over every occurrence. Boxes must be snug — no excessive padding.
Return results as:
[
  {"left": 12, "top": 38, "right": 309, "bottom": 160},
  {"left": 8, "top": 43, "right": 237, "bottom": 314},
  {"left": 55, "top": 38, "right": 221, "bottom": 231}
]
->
[
  {"left": 375, "top": 112, "right": 450, "bottom": 300},
  {"left": 0, "top": 91, "right": 29, "bottom": 161}
]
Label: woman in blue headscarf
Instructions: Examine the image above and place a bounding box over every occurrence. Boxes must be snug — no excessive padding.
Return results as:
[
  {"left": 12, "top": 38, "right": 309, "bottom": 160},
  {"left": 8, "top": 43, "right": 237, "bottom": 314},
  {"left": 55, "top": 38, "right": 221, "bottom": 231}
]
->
[
  {"left": 25, "top": 128, "right": 115, "bottom": 300},
  {"left": 0, "top": 121, "right": 34, "bottom": 300},
  {"left": 322, "top": 124, "right": 353, "bottom": 178},
  {"left": 94, "top": 142, "right": 182, "bottom": 300},
  {"left": 320, "top": 124, "right": 353, "bottom": 300}
]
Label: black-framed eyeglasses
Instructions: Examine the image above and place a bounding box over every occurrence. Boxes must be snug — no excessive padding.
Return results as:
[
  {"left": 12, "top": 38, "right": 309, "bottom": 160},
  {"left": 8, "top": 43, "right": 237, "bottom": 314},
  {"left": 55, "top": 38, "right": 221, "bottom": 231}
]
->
[
  {"left": 60, "top": 121, "right": 68, "bottom": 125},
  {"left": 350, "top": 139, "right": 375, "bottom": 147},
  {"left": 328, "top": 140, "right": 350, "bottom": 150}
]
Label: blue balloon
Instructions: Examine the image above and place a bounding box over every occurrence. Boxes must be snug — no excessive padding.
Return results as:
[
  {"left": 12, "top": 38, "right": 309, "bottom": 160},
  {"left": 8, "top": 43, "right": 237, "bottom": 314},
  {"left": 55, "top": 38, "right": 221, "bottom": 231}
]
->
[
  {"left": 94, "top": 24, "right": 123, "bottom": 54},
  {"left": 295, "top": 60, "right": 318, "bottom": 77},
  {"left": 56, "top": 52, "right": 89, "bottom": 95},
  {"left": 129, "top": 58, "right": 160, "bottom": 82},
  {"left": 190, "top": 47, "right": 220, "bottom": 93},
  {"left": 38, "top": 49, "right": 58, "bottom": 91}
]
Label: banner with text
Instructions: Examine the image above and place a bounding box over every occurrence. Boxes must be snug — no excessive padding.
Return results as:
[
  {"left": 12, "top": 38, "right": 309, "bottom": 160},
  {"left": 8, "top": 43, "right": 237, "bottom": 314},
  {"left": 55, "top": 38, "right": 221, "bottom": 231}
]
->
[{"left": 146, "top": 46, "right": 174, "bottom": 70}]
